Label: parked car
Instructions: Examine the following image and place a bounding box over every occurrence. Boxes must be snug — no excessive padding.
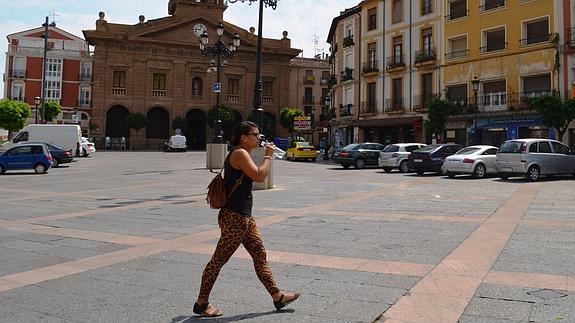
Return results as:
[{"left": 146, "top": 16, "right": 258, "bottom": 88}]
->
[
  {"left": 379, "top": 143, "right": 427, "bottom": 173},
  {"left": 163, "top": 134, "right": 187, "bottom": 152},
  {"left": 24, "top": 142, "right": 73, "bottom": 167},
  {"left": 333, "top": 143, "right": 386, "bottom": 169},
  {"left": 286, "top": 141, "right": 317, "bottom": 161},
  {"left": 407, "top": 144, "right": 463, "bottom": 175},
  {"left": 496, "top": 138, "right": 575, "bottom": 181},
  {"left": 81, "top": 137, "right": 96, "bottom": 156},
  {"left": 0, "top": 143, "right": 53, "bottom": 174},
  {"left": 442, "top": 145, "right": 499, "bottom": 178}
]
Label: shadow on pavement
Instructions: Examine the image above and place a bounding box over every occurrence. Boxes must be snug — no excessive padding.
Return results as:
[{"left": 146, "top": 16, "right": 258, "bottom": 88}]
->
[{"left": 171, "top": 309, "right": 293, "bottom": 322}]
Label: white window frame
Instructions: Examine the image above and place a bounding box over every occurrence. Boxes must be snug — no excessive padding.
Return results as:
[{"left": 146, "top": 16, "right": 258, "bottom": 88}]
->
[
  {"left": 11, "top": 81, "right": 24, "bottom": 100},
  {"left": 44, "top": 81, "right": 61, "bottom": 100},
  {"left": 521, "top": 16, "right": 550, "bottom": 46},
  {"left": 79, "top": 86, "right": 91, "bottom": 106},
  {"left": 46, "top": 58, "right": 62, "bottom": 78}
]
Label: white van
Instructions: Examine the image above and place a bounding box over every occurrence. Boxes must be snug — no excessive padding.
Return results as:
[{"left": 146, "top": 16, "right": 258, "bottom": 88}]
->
[
  {"left": 163, "top": 134, "right": 187, "bottom": 152},
  {"left": 0, "top": 125, "right": 83, "bottom": 156}
]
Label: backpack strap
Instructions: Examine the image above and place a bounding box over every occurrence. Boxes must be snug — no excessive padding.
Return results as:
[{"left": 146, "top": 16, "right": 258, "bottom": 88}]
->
[{"left": 221, "top": 149, "right": 245, "bottom": 198}]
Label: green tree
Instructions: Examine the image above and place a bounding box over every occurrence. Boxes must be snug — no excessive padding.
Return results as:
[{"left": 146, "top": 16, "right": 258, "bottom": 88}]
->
[
  {"left": 424, "top": 99, "right": 458, "bottom": 139},
  {"left": 206, "top": 105, "right": 234, "bottom": 129},
  {"left": 126, "top": 112, "right": 148, "bottom": 133},
  {"left": 532, "top": 95, "right": 575, "bottom": 141},
  {"left": 0, "top": 99, "right": 31, "bottom": 138},
  {"left": 172, "top": 116, "right": 188, "bottom": 134},
  {"left": 279, "top": 107, "right": 303, "bottom": 133},
  {"left": 43, "top": 100, "right": 62, "bottom": 122}
]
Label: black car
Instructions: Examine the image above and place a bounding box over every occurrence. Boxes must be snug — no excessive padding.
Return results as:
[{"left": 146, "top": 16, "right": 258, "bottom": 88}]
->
[
  {"left": 406, "top": 144, "right": 463, "bottom": 174},
  {"left": 26, "top": 142, "right": 73, "bottom": 167},
  {"left": 332, "top": 143, "right": 386, "bottom": 169}
]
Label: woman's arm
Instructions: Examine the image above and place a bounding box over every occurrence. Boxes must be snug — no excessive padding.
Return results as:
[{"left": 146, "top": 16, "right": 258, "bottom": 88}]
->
[{"left": 229, "top": 145, "right": 275, "bottom": 183}]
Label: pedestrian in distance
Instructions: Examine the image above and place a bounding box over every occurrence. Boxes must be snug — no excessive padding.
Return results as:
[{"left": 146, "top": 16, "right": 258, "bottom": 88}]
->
[{"left": 193, "top": 121, "right": 300, "bottom": 317}]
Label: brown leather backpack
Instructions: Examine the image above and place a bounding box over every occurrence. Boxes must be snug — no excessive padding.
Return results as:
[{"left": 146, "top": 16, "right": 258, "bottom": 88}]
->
[{"left": 206, "top": 155, "right": 245, "bottom": 209}]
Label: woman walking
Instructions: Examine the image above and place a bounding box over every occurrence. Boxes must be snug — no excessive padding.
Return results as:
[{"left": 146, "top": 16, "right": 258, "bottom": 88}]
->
[{"left": 194, "top": 121, "right": 300, "bottom": 317}]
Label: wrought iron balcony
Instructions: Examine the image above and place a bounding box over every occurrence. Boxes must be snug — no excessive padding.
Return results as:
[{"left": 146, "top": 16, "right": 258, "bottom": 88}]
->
[
  {"left": 519, "top": 34, "right": 552, "bottom": 46},
  {"left": 342, "top": 35, "right": 355, "bottom": 48},
  {"left": 445, "top": 9, "right": 468, "bottom": 21},
  {"left": 480, "top": 42, "right": 507, "bottom": 53},
  {"left": 414, "top": 48, "right": 436, "bottom": 64},
  {"left": 362, "top": 60, "right": 379, "bottom": 74},
  {"left": 360, "top": 100, "right": 377, "bottom": 114},
  {"left": 413, "top": 94, "right": 436, "bottom": 112},
  {"left": 386, "top": 55, "right": 405, "bottom": 70},
  {"left": 480, "top": 0, "right": 506, "bottom": 12},
  {"left": 384, "top": 98, "right": 405, "bottom": 113},
  {"left": 302, "top": 95, "right": 315, "bottom": 105},
  {"left": 340, "top": 104, "right": 353, "bottom": 117},
  {"left": 566, "top": 27, "right": 575, "bottom": 48},
  {"left": 445, "top": 49, "right": 469, "bottom": 59},
  {"left": 340, "top": 68, "right": 354, "bottom": 82}
]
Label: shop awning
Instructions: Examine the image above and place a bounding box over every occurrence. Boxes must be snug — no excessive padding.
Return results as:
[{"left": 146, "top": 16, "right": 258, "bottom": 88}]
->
[
  {"left": 478, "top": 117, "right": 543, "bottom": 129},
  {"left": 331, "top": 116, "right": 422, "bottom": 128}
]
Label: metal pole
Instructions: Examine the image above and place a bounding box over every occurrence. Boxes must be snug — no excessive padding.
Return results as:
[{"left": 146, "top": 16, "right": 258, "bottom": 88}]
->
[
  {"left": 474, "top": 90, "right": 478, "bottom": 145},
  {"left": 40, "top": 16, "right": 49, "bottom": 124},
  {"left": 252, "top": 0, "right": 264, "bottom": 129},
  {"left": 214, "top": 38, "right": 223, "bottom": 144},
  {"left": 35, "top": 103, "right": 39, "bottom": 124}
]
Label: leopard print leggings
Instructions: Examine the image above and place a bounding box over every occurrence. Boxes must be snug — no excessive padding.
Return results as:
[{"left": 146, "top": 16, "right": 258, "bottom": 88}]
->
[{"left": 197, "top": 208, "right": 280, "bottom": 303}]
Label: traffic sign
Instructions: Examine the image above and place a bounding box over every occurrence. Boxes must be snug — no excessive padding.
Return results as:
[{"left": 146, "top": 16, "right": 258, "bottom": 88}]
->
[{"left": 213, "top": 82, "right": 221, "bottom": 93}]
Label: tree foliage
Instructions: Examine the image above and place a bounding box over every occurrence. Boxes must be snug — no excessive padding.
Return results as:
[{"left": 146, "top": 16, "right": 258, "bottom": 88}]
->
[
  {"left": 126, "top": 112, "right": 148, "bottom": 132},
  {"left": 424, "top": 99, "right": 458, "bottom": 138},
  {"left": 206, "top": 105, "right": 234, "bottom": 129},
  {"left": 172, "top": 116, "right": 188, "bottom": 133},
  {"left": 279, "top": 107, "right": 303, "bottom": 133},
  {"left": 43, "top": 100, "right": 62, "bottom": 122},
  {"left": 532, "top": 95, "right": 575, "bottom": 141},
  {"left": 0, "top": 99, "right": 31, "bottom": 137}
]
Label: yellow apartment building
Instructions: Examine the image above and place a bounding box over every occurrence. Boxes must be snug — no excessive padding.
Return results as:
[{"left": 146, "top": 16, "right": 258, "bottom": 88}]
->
[{"left": 442, "top": 0, "right": 558, "bottom": 146}]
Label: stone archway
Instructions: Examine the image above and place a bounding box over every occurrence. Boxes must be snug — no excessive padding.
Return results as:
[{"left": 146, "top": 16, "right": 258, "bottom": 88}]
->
[
  {"left": 186, "top": 108, "right": 206, "bottom": 150},
  {"left": 146, "top": 106, "right": 170, "bottom": 139},
  {"left": 106, "top": 105, "right": 130, "bottom": 138}
]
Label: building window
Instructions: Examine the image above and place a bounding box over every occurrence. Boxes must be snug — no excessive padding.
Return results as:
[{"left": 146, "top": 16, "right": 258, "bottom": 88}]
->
[
  {"left": 391, "top": 78, "right": 403, "bottom": 110},
  {"left": 80, "top": 61, "right": 92, "bottom": 81},
  {"left": 447, "top": 0, "right": 467, "bottom": 21},
  {"left": 46, "top": 58, "right": 62, "bottom": 78},
  {"left": 446, "top": 35, "right": 469, "bottom": 59},
  {"left": 366, "top": 82, "right": 376, "bottom": 113},
  {"left": 521, "top": 18, "right": 550, "bottom": 46},
  {"left": 392, "top": 0, "right": 403, "bottom": 24},
  {"left": 304, "top": 69, "right": 315, "bottom": 84},
  {"left": 446, "top": 84, "right": 468, "bottom": 107},
  {"left": 387, "top": 36, "right": 404, "bottom": 69},
  {"left": 79, "top": 86, "right": 91, "bottom": 107},
  {"left": 421, "top": 0, "right": 432, "bottom": 15},
  {"left": 12, "top": 56, "right": 25, "bottom": 78},
  {"left": 368, "top": 8, "right": 377, "bottom": 30},
  {"left": 363, "top": 42, "right": 378, "bottom": 73},
  {"left": 112, "top": 71, "right": 126, "bottom": 96},
  {"left": 304, "top": 87, "right": 314, "bottom": 104},
  {"left": 482, "top": 28, "right": 506, "bottom": 53},
  {"left": 481, "top": 0, "right": 505, "bottom": 12},
  {"left": 153, "top": 73, "right": 167, "bottom": 97},
  {"left": 44, "top": 81, "right": 61, "bottom": 100},
  {"left": 522, "top": 74, "right": 551, "bottom": 97},
  {"left": 420, "top": 73, "right": 433, "bottom": 109},
  {"left": 262, "top": 80, "right": 273, "bottom": 102},
  {"left": 228, "top": 78, "right": 240, "bottom": 102},
  {"left": 11, "top": 82, "right": 24, "bottom": 101},
  {"left": 482, "top": 80, "right": 507, "bottom": 111}
]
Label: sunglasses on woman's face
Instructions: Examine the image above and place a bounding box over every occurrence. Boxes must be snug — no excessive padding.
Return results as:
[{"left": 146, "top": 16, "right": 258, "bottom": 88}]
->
[{"left": 245, "top": 132, "right": 261, "bottom": 137}]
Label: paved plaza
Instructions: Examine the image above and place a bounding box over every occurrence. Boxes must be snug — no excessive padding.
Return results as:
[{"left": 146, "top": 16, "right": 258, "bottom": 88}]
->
[{"left": 0, "top": 151, "right": 574, "bottom": 322}]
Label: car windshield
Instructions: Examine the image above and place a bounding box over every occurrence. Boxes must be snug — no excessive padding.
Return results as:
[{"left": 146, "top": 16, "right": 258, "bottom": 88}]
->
[
  {"left": 455, "top": 147, "right": 481, "bottom": 155},
  {"left": 342, "top": 144, "right": 361, "bottom": 151},
  {"left": 499, "top": 141, "right": 523, "bottom": 153},
  {"left": 297, "top": 142, "right": 314, "bottom": 148},
  {"left": 382, "top": 145, "right": 399, "bottom": 152},
  {"left": 416, "top": 145, "right": 440, "bottom": 152}
]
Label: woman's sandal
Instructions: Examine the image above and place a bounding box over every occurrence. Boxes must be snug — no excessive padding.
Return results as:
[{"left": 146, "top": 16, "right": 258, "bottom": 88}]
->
[
  {"left": 273, "top": 293, "right": 300, "bottom": 311},
  {"left": 193, "top": 302, "right": 223, "bottom": 317}
]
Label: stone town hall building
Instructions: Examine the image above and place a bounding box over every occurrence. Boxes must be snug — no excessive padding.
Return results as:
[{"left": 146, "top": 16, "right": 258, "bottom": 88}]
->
[{"left": 83, "top": 0, "right": 300, "bottom": 149}]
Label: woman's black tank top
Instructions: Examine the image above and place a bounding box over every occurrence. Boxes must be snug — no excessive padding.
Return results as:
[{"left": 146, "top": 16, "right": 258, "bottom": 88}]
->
[{"left": 224, "top": 150, "right": 253, "bottom": 216}]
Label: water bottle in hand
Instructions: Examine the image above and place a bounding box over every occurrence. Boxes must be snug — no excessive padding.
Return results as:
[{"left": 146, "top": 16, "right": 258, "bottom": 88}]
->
[{"left": 260, "top": 140, "right": 285, "bottom": 159}]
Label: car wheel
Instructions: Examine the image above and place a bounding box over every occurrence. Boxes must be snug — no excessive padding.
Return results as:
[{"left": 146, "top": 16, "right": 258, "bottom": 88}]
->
[
  {"left": 399, "top": 161, "right": 409, "bottom": 173},
  {"left": 83, "top": 148, "right": 88, "bottom": 157},
  {"left": 0, "top": 165, "right": 5, "bottom": 174},
  {"left": 383, "top": 167, "right": 392, "bottom": 173},
  {"left": 311, "top": 158, "right": 316, "bottom": 162},
  {"left": 52, "top": 158, "right": 59, "bottom": 168},
  {"left": 34, "top": 163, "right": 47, "bottom": 174},
  {"left": 354, "top": 158, "right": 365, "bottom": 169},
  {"left": 473, "top": 163, "right": 486, "bottom": 179},
  {"left": 499, "top": 173, "right": 509, "bottom": 180},
  {"left": 342, "top": 164, "right": 351, "bottom": 169},
  {"left": 446, "top": 171, "right": 455, "bottom": 178},
  {"left": 527, "top": 165, "right": 540, "bottom": 182}
]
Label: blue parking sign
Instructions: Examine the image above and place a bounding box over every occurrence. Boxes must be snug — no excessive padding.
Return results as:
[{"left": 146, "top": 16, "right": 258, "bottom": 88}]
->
[{"left": 213, "top": 82, "right": 221, "bottom": 93}]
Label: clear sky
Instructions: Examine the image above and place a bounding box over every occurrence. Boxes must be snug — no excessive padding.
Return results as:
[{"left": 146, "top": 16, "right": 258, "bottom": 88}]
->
[{"left": 1, "top": 0, "right": 359, "bottom": 96}]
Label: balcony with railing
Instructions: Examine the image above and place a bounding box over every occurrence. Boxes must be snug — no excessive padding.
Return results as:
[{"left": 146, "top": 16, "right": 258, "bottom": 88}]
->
[
  {"left": 384, "top": 98, "right": 405, "bottom": 113},
  {"left": 360, "top": 100, "right": 377, "bottom": 114},
  {"left": 480, "top": 42, "right": 507, "bottom": 53},
  {"left": 566, "top": 27, "right": 575, "bottom": 48},
  {"left": 445, "top": 49, "right": 469, "bottom": 60},
  {"left": 481, "top": 92, "right": 507, "bottom": 112},
  {"left": 10, "top": 69, "right": 26, "bottom": 78},
  {"left": 507, "top": 90, "right": 554, "bottom": 111},
  {"left": 262, "top": 96, "right": 273, "bottom": 104},
  {"left": 228, "top": 94, "right": 240, "bottom": 102},
  {"left": 362, "top": 60, "right": 379, "bottom": 74},
  {"left": 414, "top": 48, "right": 437, "bottom": 65},
  {"left": 112, "top": 87, "right": 126, "bottom": 96},
  {"left": 79, "top": 72, "right": 92, "bottom": 82},
  {"left": 302, "top": 95, "right": 315, "bottom": 105},
  {"left": 8, "top": 45, "right": 93, "bottom": 58},
  {"left": 445, "top": 9, "right": 468, "bottom": 21},
  {"left": 519, "top": 34, "right": 552, "bottom": 47},
  {"left": 413, "top": 94, "right": 436, "bottom": 112},
  {"left": 153, "top": 90, "right": 166, "bottom": 97},
  {"left": 340, "top": 68, "right": 354, "bottom": 82},
  {"left": 303, "top": 75, "right": 315, "bottom": 85},
  {"left": 340, "top": 104, "right": 353, "bottom": 117},
  {"left": 480, "top": 0, "right": 506, "bottom": 12},
  {"left": 342, "top": 35, "right": 355, "bottom": 48},
  {"left": 386, "top": 55, "right": 406, "bottom": 70}
]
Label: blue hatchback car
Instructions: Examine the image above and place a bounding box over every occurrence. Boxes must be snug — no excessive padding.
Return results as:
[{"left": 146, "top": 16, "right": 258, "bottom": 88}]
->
[{"left": 0, "top": 143, "right": 53, "bottom": 174}]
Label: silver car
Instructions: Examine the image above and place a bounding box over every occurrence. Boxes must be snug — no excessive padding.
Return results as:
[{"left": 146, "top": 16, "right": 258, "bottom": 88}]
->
[
  {"left": 442, "top": 145, "right": 499, "bottom": 179},
  {"left": 496, "top": 139, "right": 575, "bottom": 181},
  {"left": 378, "top": 143, "right": 426, "bottom": 173}
]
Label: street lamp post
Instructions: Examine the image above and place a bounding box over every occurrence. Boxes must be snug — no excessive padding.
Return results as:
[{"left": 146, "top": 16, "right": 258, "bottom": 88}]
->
[
  {"left": 228, "top": 0, "right": 278, "bottom": 132},
  {"left": 199, "top": 23, "right": 240, "bottom": 144},
  {"left": 34, "top": 96, "right": 41, "bottom": 124},
  {"left": 40, "top": 16, "right": 56, "bottom": 124},
  {"left": 471, "top": 76, "right": 480, "bottom": 145}
]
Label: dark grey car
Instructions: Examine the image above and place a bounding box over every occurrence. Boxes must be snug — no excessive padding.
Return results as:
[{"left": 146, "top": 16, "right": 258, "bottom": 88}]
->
[{"left": 332, "top": 143, "right": 386, "bottom": 169}]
